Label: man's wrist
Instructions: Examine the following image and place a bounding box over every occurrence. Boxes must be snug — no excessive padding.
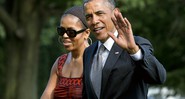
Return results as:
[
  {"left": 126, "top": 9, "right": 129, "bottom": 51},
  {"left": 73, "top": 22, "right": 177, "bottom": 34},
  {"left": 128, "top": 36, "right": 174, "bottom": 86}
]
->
[
  {"left": 127, "top": 45, "right": 140, "bottom": 54},
  {"left": 130, "top": 49, "right": 143, "bottom": 61}
]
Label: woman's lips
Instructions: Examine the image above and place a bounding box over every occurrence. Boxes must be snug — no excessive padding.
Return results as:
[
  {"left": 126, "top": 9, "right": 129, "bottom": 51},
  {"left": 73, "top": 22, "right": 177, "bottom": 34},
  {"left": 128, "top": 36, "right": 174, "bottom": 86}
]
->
[{"left": 63, "top": 40, "right": 72, "bottom": 46}]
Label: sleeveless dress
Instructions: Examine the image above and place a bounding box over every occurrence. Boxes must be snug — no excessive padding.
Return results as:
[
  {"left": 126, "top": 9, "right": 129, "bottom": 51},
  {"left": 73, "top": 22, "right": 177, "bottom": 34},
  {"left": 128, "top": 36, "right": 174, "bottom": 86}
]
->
[{"left": 54, "top": 54, "right": 83, "bottom": 99}]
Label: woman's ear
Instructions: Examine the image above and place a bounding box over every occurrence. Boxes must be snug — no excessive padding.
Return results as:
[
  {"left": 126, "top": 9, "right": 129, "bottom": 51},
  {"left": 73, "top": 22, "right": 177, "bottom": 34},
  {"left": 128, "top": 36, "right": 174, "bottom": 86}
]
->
[{"left": 84, "top": 28, "right": 91, "bottom": 39}]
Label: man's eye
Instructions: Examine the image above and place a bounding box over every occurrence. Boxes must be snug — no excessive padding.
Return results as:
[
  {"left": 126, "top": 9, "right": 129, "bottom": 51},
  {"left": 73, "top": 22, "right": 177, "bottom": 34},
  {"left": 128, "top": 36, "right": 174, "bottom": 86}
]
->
[
  {"left": 96, "top": 11, "right": 105, "bottom": 16},
  {"left": 97, "top": 12, "right": 103, "bottom": 15},
  {"left": 86, "top": 15, "right": 92, "bottom": 20}
]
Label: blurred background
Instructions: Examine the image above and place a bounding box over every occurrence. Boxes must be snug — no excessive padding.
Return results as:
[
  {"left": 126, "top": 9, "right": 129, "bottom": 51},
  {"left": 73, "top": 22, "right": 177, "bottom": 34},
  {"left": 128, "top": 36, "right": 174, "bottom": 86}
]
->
[{"left": 0, "top": 0, "right": 185, "bottom": 99}]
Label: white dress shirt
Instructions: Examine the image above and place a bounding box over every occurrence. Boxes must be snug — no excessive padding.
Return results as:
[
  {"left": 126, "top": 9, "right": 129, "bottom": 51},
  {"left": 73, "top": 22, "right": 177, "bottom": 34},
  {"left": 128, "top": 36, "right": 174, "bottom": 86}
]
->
[{"left": 95, "top": 30, "right": 143, "bottom": 68}]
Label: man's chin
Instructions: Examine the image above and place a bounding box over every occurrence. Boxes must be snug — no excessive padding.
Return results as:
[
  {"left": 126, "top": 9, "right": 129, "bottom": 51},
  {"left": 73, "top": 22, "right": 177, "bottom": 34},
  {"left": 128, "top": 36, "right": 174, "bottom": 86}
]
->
[{"left": 96, "top": 34, "right": 108, "bottom": 42}]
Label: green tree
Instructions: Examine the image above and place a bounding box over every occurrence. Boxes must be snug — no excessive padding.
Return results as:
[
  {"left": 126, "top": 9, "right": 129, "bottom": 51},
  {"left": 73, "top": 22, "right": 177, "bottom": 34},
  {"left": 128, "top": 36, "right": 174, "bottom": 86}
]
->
[
  {"left": 118, "top": 0, "right": 185, "bottom": 95},
  {"left": 0, "top": 0, "right": 82, "bottom": 99},
  {"left": 1, "top": 0, "right": 185, "bottom": 98}
]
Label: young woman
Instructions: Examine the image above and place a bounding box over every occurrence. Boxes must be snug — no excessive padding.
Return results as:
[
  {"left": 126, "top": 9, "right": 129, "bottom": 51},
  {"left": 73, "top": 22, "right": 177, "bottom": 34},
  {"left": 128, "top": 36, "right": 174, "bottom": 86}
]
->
[{"left": 41, "top": 6, "right": 90, "bottom": 99}]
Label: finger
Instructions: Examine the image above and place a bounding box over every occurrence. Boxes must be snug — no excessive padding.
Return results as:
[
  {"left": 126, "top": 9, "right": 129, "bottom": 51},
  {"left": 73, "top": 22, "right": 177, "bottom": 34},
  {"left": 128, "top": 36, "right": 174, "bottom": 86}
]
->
[
  {"left": 112, "top": 10, "right": 126, "bottom": 37},
  {"left": 115, "top": 11, "right": 128, "bottom": 31},
  {"left": 111, "top": 15, "right": 123, "bottom": 35},
  {"left": 112, "top": 9, "right": 122, "bottom": 29},
  {"left": 124, "top": 18, "right": 131, "bottom": 29},
  {"left": 111, "top": 14, "right": 118, "bottom": 28}
]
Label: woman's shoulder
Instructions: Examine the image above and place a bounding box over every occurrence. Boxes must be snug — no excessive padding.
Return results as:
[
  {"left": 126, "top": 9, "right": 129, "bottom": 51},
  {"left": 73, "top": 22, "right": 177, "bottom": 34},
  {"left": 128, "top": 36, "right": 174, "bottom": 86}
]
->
[
  {"left": 58, "top": 54, "right": 68, "bottom": 61},
  {"left": 57, "top": 54, "right": 68, "bottom": 69}
]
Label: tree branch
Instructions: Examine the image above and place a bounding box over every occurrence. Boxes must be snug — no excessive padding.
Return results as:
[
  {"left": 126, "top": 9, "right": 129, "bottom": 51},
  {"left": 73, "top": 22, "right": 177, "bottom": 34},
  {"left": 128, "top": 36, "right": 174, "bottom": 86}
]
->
[{"left": 0, "top": 6, "right": 17, "bottom": 33}]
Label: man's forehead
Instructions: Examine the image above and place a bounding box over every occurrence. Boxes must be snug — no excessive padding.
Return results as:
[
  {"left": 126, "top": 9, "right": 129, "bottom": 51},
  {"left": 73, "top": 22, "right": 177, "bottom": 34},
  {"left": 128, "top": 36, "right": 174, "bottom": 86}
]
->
[
  {"left": 83, "top": 0, "right": 107, "bottom": 3},
  {"left": 84, "top": 0, "right": 109, "bottom": 11},
  {"left": 83, "top": 0, "right": 113, "bottom": 16}
]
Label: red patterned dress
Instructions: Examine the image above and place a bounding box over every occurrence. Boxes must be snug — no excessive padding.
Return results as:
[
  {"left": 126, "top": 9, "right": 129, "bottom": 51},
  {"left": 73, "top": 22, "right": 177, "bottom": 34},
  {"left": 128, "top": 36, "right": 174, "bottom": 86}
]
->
[{"left": 54, "top": 54, "right": 83, "bottom": 99}]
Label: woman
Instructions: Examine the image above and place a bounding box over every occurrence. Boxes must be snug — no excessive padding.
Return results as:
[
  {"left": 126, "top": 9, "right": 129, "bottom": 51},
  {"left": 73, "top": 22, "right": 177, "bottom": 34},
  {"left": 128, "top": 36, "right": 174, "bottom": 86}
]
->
[{"left": 41, "top": 6, "right": 90, "bottom": 99}]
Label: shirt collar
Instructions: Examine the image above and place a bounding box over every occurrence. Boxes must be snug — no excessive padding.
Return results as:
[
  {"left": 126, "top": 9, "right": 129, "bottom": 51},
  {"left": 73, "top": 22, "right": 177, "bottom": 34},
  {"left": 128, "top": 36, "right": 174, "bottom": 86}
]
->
[{"left": 98, "top": 30, "right": 118, "bottom": 51}]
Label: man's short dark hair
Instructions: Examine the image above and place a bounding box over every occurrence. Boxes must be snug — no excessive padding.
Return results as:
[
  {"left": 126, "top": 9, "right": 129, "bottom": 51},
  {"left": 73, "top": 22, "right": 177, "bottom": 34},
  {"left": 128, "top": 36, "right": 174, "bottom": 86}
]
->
[{"left": 83, "top": 0, "right": 116, "bottom": 8}]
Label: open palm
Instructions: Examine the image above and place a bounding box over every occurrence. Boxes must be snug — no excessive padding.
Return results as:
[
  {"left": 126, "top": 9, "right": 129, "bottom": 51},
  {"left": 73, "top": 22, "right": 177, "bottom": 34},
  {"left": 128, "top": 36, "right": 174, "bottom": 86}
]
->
[{"left": 108, "top": 8, "right": 139, "bottom": 54}]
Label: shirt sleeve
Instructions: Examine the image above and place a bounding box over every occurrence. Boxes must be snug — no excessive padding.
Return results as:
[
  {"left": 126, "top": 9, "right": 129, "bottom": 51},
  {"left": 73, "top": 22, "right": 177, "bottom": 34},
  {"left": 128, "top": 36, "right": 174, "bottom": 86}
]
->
[{"left": 130, "top": 49, "right": 143, "bottom": 61}]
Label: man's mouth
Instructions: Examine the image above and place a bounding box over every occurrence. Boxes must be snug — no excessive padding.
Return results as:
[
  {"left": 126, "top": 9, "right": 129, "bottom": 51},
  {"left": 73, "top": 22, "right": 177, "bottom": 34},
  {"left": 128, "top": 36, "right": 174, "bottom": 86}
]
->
[{"left": 93, "top": 27, "right": 104, "bottom": 33}]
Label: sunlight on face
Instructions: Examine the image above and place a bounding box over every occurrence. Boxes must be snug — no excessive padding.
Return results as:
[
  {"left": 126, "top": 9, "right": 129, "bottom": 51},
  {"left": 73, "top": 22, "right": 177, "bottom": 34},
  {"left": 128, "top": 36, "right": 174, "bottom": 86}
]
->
[
  {"left": 60, "top": 14, "right": 85, "bottom": 51},
  {"left": 84, "top": 0, "right": 116, "bottom": 42}
]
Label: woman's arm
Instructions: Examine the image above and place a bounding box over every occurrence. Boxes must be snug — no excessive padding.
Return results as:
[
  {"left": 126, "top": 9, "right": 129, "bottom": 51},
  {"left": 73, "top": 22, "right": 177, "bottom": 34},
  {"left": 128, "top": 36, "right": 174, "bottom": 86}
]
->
[{"left": 40, "top": 58, "right": 59, "bottom": 99}]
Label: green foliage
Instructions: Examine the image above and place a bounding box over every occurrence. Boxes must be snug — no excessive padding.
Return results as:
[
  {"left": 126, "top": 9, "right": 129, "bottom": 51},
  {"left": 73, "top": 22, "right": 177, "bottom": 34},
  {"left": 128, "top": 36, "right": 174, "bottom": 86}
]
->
[
  {"left": 166, "top": 67, "right": 185, "bottom": 95},
  {"left": 117, "top": 0, "right": 185, "bottom": 95},
  {"left": 0, "top": 24, "right": 5, "bottom": 39},
  {"left": 41, "top": 17, "right": 58, "bottom": 46},
  {"left": 1, "top": 0, "right": 185, "bottom": 97},
  {"left": 0, "top": 24, "right": 5, "bottom": 98}
]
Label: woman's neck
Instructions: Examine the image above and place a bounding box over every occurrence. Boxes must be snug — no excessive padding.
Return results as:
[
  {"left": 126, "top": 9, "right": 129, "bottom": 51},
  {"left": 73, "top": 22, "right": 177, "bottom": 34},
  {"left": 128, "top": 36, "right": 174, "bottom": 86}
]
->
[{"left": 70, "top": 45, "right": 86, "bottom": 60}]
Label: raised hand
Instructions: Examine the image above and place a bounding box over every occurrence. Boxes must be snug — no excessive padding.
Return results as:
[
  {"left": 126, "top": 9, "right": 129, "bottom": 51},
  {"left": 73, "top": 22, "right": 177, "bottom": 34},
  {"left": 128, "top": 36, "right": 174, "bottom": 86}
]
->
[{"left": 108, "top": 8, "right": 139, "bottom": 54}]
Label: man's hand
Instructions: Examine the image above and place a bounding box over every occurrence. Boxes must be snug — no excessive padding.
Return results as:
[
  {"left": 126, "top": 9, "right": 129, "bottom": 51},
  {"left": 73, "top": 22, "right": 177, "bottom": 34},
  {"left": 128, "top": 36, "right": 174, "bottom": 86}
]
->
[{"left": 108, "top": 8, "right": 139, "bottom": 54}]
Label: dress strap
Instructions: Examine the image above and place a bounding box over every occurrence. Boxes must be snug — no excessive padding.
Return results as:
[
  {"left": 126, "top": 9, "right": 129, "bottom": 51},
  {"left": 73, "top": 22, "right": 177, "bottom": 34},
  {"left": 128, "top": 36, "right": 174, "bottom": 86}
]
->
[{"left": 57, "top": 54, "right": 67, "bottom": 76}]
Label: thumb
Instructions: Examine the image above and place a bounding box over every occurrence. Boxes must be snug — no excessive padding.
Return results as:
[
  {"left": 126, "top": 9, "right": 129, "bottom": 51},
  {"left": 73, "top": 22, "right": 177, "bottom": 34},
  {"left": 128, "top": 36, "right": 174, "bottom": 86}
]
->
[{"left": 107, "top": 32, "right": 117, "bottom": 42}]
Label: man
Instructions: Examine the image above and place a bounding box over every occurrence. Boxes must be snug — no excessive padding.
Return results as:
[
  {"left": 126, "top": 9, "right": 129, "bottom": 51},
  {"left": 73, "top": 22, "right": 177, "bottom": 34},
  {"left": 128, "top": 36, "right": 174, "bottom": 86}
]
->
[{"left": 82, "top": 0, "right": 166, "bottom": 99}]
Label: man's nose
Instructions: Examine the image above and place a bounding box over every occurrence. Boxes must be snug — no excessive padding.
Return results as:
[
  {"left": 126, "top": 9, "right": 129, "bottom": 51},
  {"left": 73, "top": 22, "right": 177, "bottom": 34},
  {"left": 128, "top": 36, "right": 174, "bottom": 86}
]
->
[{"left": 92, "top": 15, "right": 99, "bottom": 25}]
